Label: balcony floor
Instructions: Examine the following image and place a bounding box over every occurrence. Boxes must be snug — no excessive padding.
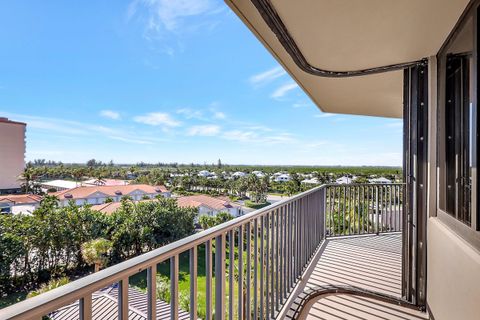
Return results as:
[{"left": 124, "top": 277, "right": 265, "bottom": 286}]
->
[{"left": 286, "top": 233, "right": 428, "bottom": 320}]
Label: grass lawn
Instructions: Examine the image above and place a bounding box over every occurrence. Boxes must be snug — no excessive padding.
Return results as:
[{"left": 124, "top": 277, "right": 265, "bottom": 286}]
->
[{"left": 130, "top": 238, "right": 264, "bottom": 319}]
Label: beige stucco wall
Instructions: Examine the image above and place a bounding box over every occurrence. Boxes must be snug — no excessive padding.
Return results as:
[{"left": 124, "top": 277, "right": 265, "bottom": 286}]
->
[
  {"left": 0, "top": 120, "right": 26, "bottom": 190},
  {"left": 427, "top": 218, "right": 480, "bottom": 320}
]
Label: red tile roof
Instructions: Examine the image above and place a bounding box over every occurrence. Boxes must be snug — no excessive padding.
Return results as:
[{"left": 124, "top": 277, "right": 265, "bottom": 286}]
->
[
  {"left": 176, "top": 195, "right": 238, "bottom": 211},
  {"left": 0, "top": 194, "right": 42, "bottom": 204},
  {"left": 90, "top": 202, "right": 123, "bottom": 215},
  {"left": 53, "top": 184, "right": 169, "bottom": 200}
]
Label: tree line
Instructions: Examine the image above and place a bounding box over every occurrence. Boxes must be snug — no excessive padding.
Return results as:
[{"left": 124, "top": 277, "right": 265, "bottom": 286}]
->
[{"left": 0, "top": 196, "right": 197, "bottom": 295}]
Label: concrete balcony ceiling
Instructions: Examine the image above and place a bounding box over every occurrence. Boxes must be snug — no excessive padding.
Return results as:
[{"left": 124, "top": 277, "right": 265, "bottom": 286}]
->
[{"left": 225, "top": 0, "right": 470, "bottom": 118}]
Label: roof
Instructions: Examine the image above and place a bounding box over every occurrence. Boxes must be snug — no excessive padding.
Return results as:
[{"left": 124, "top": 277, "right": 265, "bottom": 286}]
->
[
  {"left": 176, "top": 195, "right": 238, "bottom": 211},
  {"left": 225, "top": 0, "right": 470, "bottom": 118},
  {"left": 49, "top": 284, "right": 189, "bottom": 320},
  {"left": 0, "top": 194, "right": 42, "bottom": 204},
  {"left": 0, "top": 117, "right": 26, "bottom": 126},
  {"left": 41, "top": 180, "right": 80, "bottom": 189},
  {"left": 91, "top": 202, "right": 123, "bottom": 215},
  {"left": 82, "top": 179, "right": 130, "bottom": 186},
  {"left": 53, "top": 184, "right": 169, "bottom": 200}
]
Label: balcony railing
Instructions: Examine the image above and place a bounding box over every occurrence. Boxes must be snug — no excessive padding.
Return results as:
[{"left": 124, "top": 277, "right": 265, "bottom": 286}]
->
[{"left": 0, "top": 183, "right": 404, "bottom": 320}]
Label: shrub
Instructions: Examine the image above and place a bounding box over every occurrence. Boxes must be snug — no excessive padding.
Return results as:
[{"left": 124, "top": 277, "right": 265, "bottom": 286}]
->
[{"left": 27, "top": 277, "right": 70, "bottom": 298}]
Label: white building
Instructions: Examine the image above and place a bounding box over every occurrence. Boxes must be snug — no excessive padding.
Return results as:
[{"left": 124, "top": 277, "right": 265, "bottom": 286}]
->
[
  {"left": 198, "top": 170, "right": 212, "bottom": 177},
  {"left": 335, "top": 176, "right": 356, "bottom": 184},
  {"left": 0, "top": 118, "right": 26, "bottom": 193},
  {"left": 301, "top": 177, "right": 320, "bottom": 185},
  {"left": 252, "top": 171, "right": 266, "bottom": 178},
  {"left": 0, "top": 194, "right": 42, "bottom": 214},
  {"left": 53, "top": 184, "right": 170, "bottom": 207},
  {"left": 369, "top": 177, "right": 392, "bottom": 184},
  {"left": 41, "top": 180, "right": 80, "bottom": 192},
  {"left": 232, "top": 171, "right": 246, "bottom": 179},
  {"left": 275, "top": 174, "right": 291, "bottom": 182}
]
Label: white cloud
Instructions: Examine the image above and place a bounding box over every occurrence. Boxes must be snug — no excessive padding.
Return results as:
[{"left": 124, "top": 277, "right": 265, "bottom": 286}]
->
[
  {"left": 314, "top": 113, "right": 336, "bottom": 118},
  {"left": 100, "top": 110, "right": 121, "bottom": 120},
  {"left": 293, "top": 102, "right": 310, "bottom": 108},
  {"left": 212, "top": 111, "right": 225, "bottom": 119},
  {"left": 187, "top": 125, "right": 220, "bottom": 136},
  {"left": 176, "top": 108, "right": 204, "bottom": 120},
  {"left": 223, "top": 130, "right": 295, "bottom": 145},
  {"left": 271, "top": 82, "right": 298, "bottom": 99},
  {"left": 134, "top": 112, "right": 181, "bottom": 127},
  {"left": 249, "top": 66, "right": 286, "bottom": 87}
]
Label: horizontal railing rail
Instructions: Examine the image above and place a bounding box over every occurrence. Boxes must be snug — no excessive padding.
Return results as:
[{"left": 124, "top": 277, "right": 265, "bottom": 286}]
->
[
  {"left": 0, "top": 185, "right": 327, "bottom": 320},
  {"left": 325, "top": 183, "right": 405, "bottom": 237}
]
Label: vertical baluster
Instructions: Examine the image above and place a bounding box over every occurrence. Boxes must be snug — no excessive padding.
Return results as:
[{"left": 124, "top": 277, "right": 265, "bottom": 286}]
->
[
  {"left": 118, "top": 277, "right": 129, "bottom": 320},
  {"left": 375, "top": 186, "right": 380, "bottom": 234},
  {"left": 215, "top": 234, "right": 226, "bottom": 320},
  {"left": 206, "top": 240, "right": 212, "bottom": 320},
  {"left": 79, "top": 294, "right": 92, "bottom": 320},
  {"left": 147, "top": 265, "right": 156, "bottom": 320},
  {"left": 265, "top": 213, "right": 270, "bottom": 318},
  {"left": 282, "top": 204, "right": 288, "bottom": 301},
  {"left": 271, "top": 210, "right": 275, "bottom": 318},
  {"left": 360, "top": 186, "right": 365, "bottom": 234},
  {"left": 238, "top": 226, "right": 243, "bottom": 320},
  {"left": 229, "top": 230, "right": 234, "bottom": 320},
  {"left": 279, "top": 206, "right": 284, "bottom": 302},
  {"left": 260, "top": 215, "right": 265, "bottom": 320},
  {"left": 246, "top": 223, "right": 251, "bottom": 320},
  {"left": 342, "top": 186, "right": 346, "bottom": 235},
  {"left": 253, "top": 218, "right": 258, "bottom": 320},
  {"left": 190, "top": 247, "right": 198, "bottom": 320},
  {"left": 332, "top": 187, "right": 336, "bottom": 236},
  {"left": 171, "top": 255, "right": 179, "bottom": 320},
  {"left": 389, "top": 185, "right": 393, "bottom": 231}
]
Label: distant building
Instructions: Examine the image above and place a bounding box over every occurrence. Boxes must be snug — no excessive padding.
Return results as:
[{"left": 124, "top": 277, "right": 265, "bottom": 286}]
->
[
  {"left": 176, "top": 194, "right": 243, "bottom": 217},
  {"left": 53, "top": 184, "right": 170, "bottom": 207},
  {"left": 252, "top": 171, "right": 266, "bottom": 178},
  {"left": 198, "top": 170, "right": 212, "bottom": 177},
  {"left": 335, "top": 176, "right": 357, "bottom": 184},
  {"left": 41, "top": 180, "right": 80, "bottom": 192},
  {"left": 82, "top": 178, "right": 129, "bottom": 187},
  {"left": 0, "top": 118, "right": 26, "bottom": 193},
  {"left": 0, "top": 194, "right": 42, "bottom": 214},
  {"left": 369, "top": 177, "right": 392, "bottom": 184},
  {"left": 275, "top": 174, "right": 291, "bottom": 182},
  {"left": 232, "top": 171, "right": 246, "bottom": 179},
  {"left": 301, "top": 177, "right": 320, "bottom": 185}
]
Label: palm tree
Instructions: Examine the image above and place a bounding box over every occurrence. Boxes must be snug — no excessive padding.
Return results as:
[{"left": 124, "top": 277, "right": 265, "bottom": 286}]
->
[{"left": 81, "top": 238, "right": 113, "bottom": 272}]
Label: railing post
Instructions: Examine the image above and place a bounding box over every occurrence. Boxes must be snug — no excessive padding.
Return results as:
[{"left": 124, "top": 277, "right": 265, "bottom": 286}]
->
[
  {"left": 118, "top": 277, "right": 129, "bottom": 320},
  {"left": 170, "top": 255, "right": 179, "bottom": 320},
  {"left": 375, "top": 186, "right": 380, "bottom": 234},
  {"left": 79, "top": 294, "right": 92, "bottom": 320},
  {"left": 206, "top": 240, "right": 212, "bottom": 320},
  {"left": 190, "top": 247, "right": 198, "bottom": 320},
  {"left": 147, "top": 265, "right": 156, "bottom": 320},
  {"left": 215, "top": 234, "right": 226, "bottom": 320}
]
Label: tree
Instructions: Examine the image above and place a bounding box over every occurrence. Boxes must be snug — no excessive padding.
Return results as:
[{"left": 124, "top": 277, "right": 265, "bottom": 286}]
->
[
  {"left": 81, "top": 238, "right": 113, "bottom": 272},
  {"left": 27, "top": 277, "right": 70, "bottom": 298}
]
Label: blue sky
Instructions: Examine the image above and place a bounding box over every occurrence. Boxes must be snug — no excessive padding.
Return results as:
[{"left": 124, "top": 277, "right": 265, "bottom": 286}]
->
[{"left": 0, "top": 0, "right": 402, "bottom": 166}]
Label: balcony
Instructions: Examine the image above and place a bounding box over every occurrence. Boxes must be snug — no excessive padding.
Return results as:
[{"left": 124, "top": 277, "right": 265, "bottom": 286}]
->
[{"left": 0, "top": 183, "right": 428, "bottom": 320}]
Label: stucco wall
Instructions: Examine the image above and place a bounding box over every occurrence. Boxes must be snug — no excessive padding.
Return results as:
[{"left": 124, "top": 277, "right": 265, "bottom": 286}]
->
[
  {"left": 0, "top": 120, "right": 25, "bottom": 190},
  {"left": 427, "top": 218, "right": 480, "bottom": 320}
]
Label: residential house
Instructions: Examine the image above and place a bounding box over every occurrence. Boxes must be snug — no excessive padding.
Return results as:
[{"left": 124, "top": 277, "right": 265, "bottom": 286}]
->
[
  {"left": 176, "top": 194, "right": 243, "bottom": 217},
  {"left": 82, "top": 178, "right": 129, "bottom": 187},
  {"left": 335, "top": 176, "right": 356, "bottom": 184},
  {"left": 53, "top": 184, "right": 170, "bottom": 207},
  {"left": 369, "top": 177, "right": 392, "bottom": 184},
  {"left": 301, "top": 177, "right": 320, "bottom": 185},
  {"left": 275, "top": 173, "right": 291, "bottom": 182},
  {"left": 0, "top": 194, "right": 42, "bottom": 214},
  {"left": 231, "top": 171, "right": 246, "bottom": 179}
]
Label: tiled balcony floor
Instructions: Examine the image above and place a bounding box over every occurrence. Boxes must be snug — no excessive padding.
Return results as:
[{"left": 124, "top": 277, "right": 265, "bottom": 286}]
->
[{"left": 286, "top": 234, "right": 428, "bottom": 319}]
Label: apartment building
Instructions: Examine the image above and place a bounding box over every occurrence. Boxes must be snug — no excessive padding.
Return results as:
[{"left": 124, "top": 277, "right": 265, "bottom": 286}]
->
[{"left": 0, "top": 118, "right": 26, "bottom": 193}]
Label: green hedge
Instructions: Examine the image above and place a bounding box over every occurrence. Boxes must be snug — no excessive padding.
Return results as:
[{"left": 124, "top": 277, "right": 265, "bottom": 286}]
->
[{"left": 244, "top": 200, "right": 271, "bottom": 209}]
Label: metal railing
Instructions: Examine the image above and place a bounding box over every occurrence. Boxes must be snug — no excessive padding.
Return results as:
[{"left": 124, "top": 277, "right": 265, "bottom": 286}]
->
[
  {"left": 0, "top": 183, "right": 403, "bottom": 320},
  {"left": 0, "top": 186, "right": 326, "bottom": 320},
  {"left": 325, "top": 184, "right": 405, "bottom": 237}
]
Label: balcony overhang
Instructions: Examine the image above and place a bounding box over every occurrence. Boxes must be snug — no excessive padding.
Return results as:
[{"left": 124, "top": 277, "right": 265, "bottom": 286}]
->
[{"left": 225, "top": 0, "right": 471, "bottom": 118}]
